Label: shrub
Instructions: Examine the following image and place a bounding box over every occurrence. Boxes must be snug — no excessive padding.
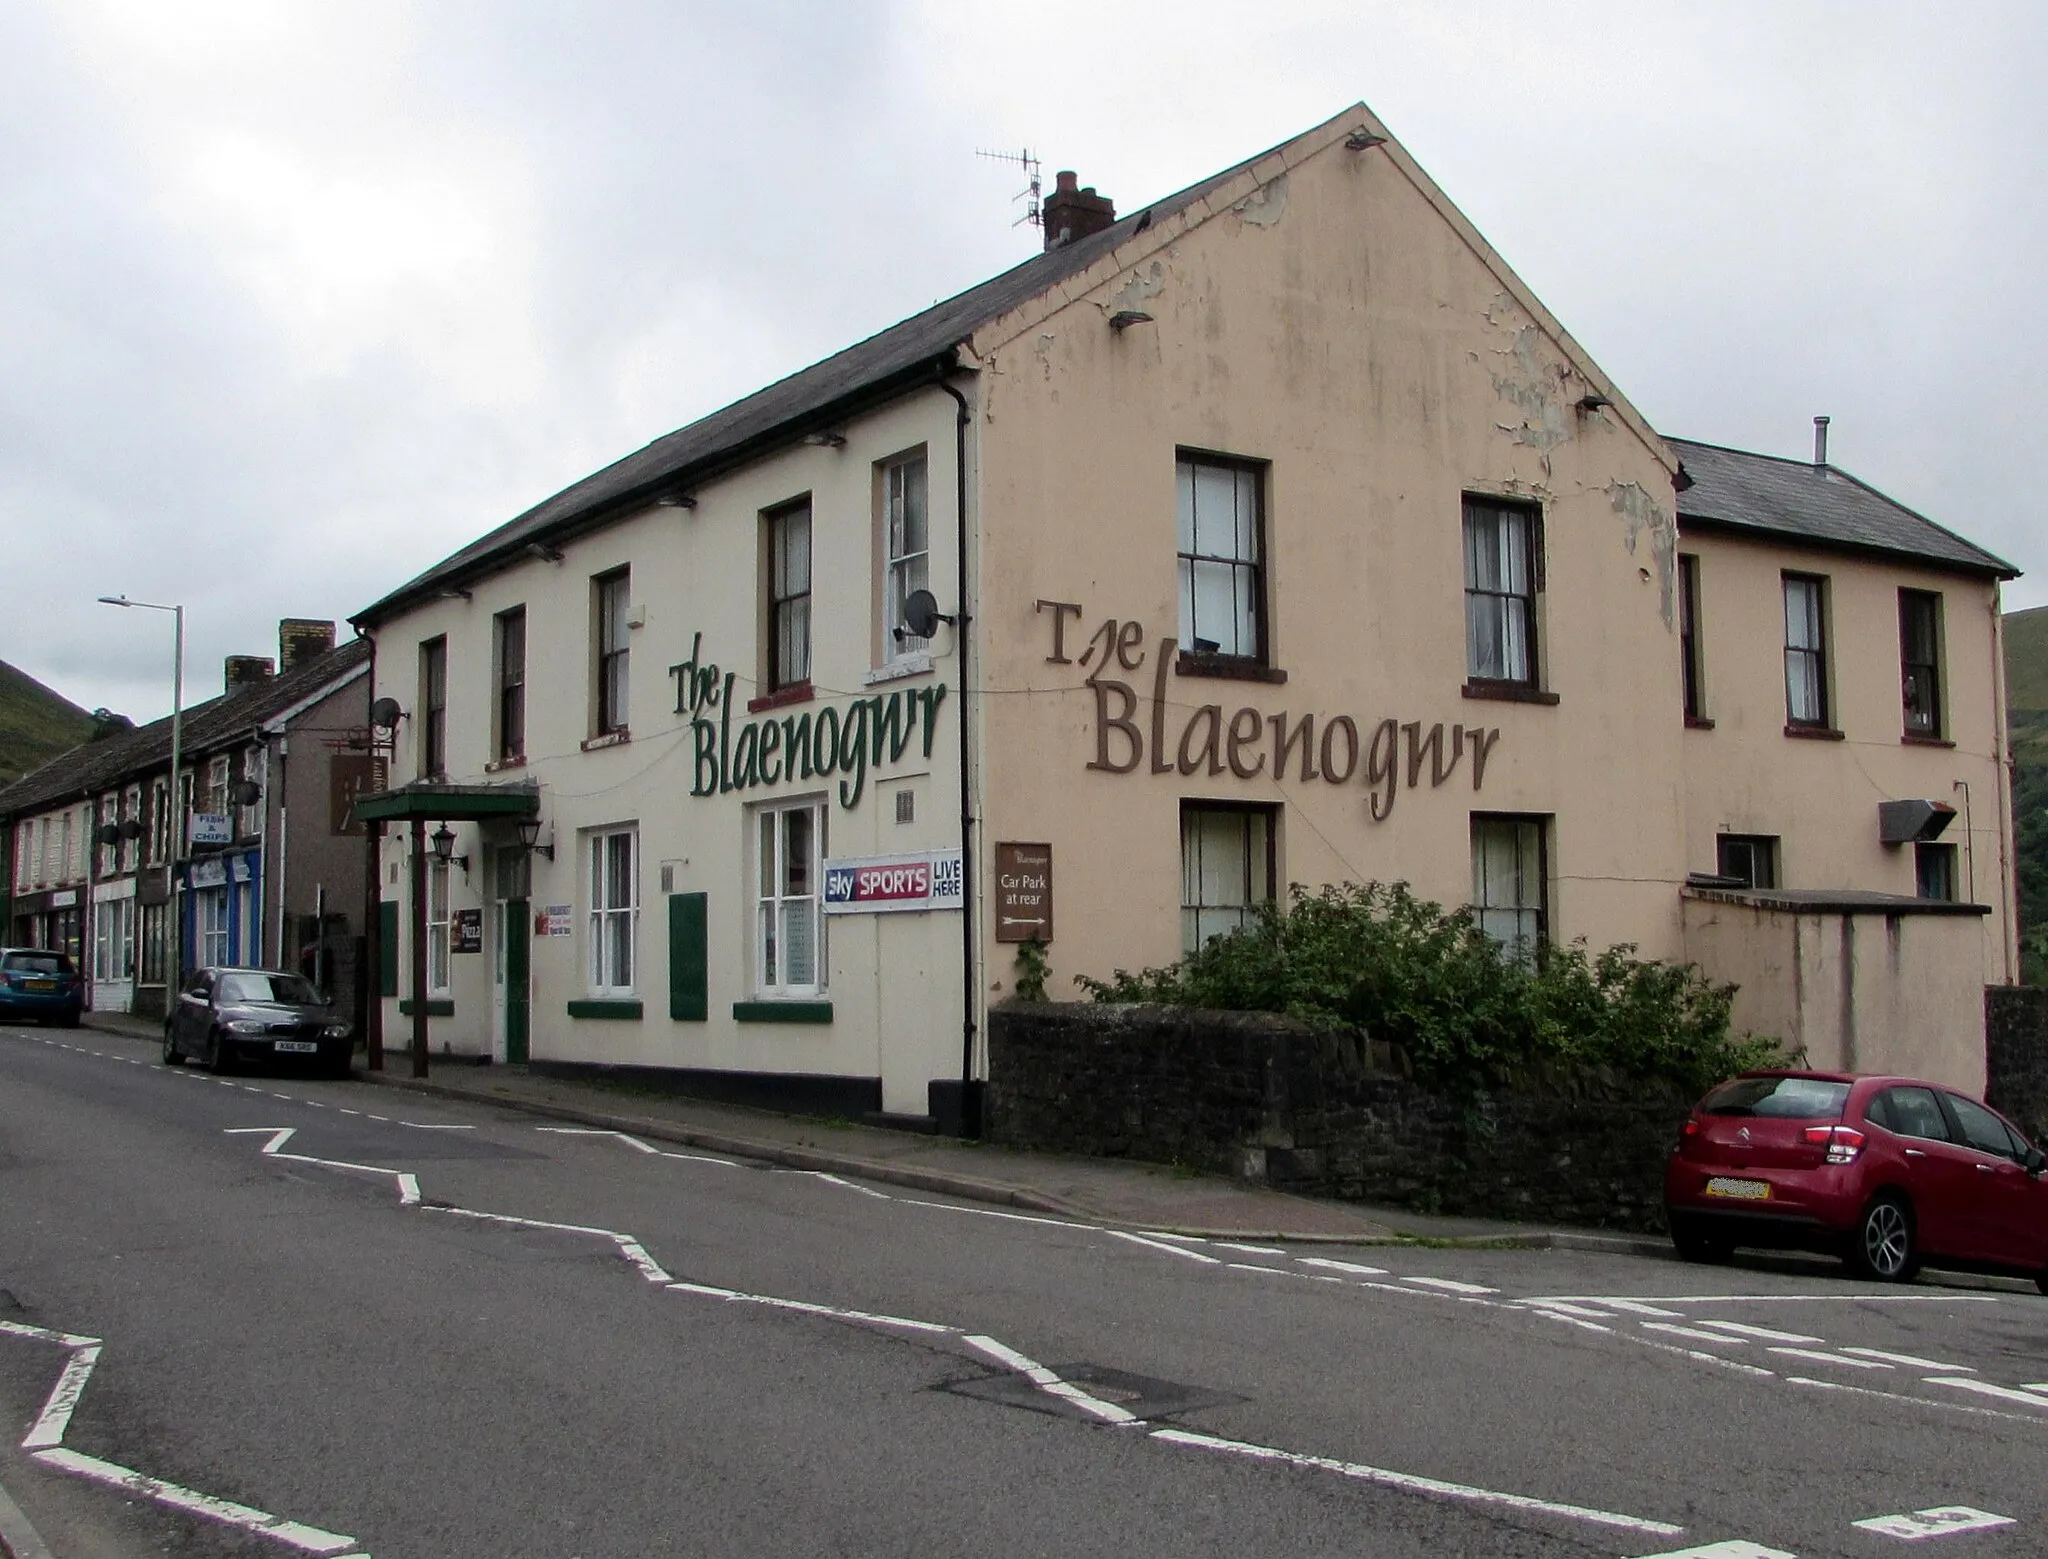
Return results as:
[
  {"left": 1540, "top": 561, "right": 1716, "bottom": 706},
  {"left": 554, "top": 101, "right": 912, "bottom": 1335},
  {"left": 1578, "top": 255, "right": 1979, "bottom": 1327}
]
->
[{"left": 1076, "top": 881, "right": 1789, "bottom": 1092}]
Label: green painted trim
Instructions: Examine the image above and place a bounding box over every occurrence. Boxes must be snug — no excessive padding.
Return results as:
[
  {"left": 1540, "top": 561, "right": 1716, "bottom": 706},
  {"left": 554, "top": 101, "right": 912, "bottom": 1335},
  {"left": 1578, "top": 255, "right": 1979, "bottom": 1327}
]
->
[
  {"left": 567, "top": 999, "right": 644, "bottom": 1021},
  {"left": 668, "top": 892, "right": 708, "bottom": 1021},
  {"left": 732, "top": 1000, "right": 834, "bottom": 1025},
  {"left": 398, "top": 999, "right": 455, "bottom": 1017},
  {"left": 353, "top": 784, "right": 540, "bottom": 823}
]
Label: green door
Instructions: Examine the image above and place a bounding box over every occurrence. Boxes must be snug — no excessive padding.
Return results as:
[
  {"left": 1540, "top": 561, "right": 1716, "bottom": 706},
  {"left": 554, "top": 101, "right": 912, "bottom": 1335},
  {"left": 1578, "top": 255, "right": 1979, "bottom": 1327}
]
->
[{"left": 504, "top": 897, "right": 530, "bottom": 1064}]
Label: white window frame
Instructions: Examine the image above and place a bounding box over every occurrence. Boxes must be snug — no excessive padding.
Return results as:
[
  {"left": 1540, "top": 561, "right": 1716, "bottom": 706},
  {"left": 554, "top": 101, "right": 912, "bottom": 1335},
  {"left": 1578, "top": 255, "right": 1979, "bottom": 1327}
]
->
[
  {"left": 1463, "top": 497, "right": 1539, "bottom": 686},
  {"left": 1180, "top": 802, "right": 1276, "bottom": 954},
  {"left": 883, "top": 453, "right": 930, "bottom": 662},
  {"left": 1175, "top": 452, "right": 1266, "bottom": 662},
  {"left": 1470, "top": 814, "right": 1547, "bottom": 964},
  {"left": 198, "top": 888, "right": 230, "bottom": 968},
  {"left": 587, "top": 826, "right": 638, "bottom": 996},
  {"left": 123, "top": 784, "right": 142, "bottom": 871},
  {"left": 427, "top": 860, "right": 452, "bottom": 995},
  {"left": 753, "top": 798, "right": 826, "bottom": 999}
]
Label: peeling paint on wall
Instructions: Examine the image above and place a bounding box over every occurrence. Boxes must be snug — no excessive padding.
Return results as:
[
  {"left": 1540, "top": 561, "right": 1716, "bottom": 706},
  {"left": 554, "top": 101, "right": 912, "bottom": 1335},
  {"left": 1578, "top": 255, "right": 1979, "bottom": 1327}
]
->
[
  {"left": 1034, "top": 332, "right": 1058, "bottom": 382},
  {"left": 1490, "top": 325, "right": 1571, "bottom": 462},
  {"left": 1104, "top": 260, "right": 1167, "bottom": 318},
  {"left": 1606, "top": 480, "right": 1679, "bottom": 628},
  {"left": 1231, "top": 175, "right": 1288, "bottom": 228}
]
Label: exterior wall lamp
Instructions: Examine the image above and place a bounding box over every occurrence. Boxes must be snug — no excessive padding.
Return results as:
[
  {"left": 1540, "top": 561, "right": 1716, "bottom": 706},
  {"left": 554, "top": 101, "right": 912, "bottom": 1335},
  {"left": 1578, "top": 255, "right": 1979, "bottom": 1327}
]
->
[
  {"left": 1108, "top": 309, "right": 1154, "bottom": 331},
  {"left": 515, "top": 817, "right": 555, "bottom": 861},
  {"left": 429, "top": 824, "right": 469, "bottom": 873}
]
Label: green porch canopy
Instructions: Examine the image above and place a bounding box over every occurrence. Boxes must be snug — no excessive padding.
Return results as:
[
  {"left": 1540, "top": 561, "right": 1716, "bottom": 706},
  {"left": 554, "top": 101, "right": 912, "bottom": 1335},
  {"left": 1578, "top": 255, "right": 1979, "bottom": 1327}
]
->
[{"left": 350, "top": 780, "right": 540, "bottom": 825}]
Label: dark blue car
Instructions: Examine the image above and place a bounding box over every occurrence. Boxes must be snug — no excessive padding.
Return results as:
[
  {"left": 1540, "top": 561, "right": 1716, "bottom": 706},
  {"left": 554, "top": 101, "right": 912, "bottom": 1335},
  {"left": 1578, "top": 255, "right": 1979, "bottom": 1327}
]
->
[{"left": 0, "top": 948, "right": 83, "bottom": 1027}]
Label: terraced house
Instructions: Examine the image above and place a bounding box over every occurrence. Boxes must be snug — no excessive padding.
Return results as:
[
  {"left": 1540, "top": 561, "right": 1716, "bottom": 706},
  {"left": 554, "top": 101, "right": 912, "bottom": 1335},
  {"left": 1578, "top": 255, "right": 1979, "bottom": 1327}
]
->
[
  {"left": 349, "top": 104, "right": 2019, "bottom": 1125},
  {"left": 1, "top": 624, "right": 371, "bottom": 1021}
]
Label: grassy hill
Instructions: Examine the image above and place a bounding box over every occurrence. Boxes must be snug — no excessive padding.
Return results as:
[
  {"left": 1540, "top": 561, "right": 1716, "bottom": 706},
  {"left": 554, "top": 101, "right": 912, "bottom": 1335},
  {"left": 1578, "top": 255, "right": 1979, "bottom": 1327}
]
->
[
  {"left": 0, "top": 659, "right": 96, "bottom": 789},
  {"left": 2010, "top": 606, "right": 2048, "bottom": 981}
]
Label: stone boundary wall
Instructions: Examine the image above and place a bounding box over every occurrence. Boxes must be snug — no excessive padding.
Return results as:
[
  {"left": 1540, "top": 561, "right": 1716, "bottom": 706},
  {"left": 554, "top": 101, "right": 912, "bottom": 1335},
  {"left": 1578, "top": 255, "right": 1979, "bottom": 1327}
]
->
[
  {"left": 986, "top": 1003, "right": 1694, "bottom": 1232},
  {"left": 1986, "top": 986, "right": 2048, "bottom": 1143}
]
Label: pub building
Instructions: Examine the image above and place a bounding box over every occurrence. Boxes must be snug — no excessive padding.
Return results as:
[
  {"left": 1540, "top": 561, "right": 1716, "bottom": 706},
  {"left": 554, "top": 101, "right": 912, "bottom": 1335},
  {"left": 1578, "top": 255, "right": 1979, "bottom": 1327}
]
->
[{"left": 349, "top": 105, "right": 2018, "bottom": 1124}]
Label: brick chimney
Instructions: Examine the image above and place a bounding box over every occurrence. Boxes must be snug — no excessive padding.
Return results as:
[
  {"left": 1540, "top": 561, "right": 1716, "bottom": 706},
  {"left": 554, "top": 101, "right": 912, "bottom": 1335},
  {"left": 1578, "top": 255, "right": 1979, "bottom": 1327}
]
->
[
  {"left": 1043, "top": 170, "right": 1116, "bottom": 252},
  {"left": 279, "top": 618, "right": 337, "bottom": 671},
  {"left": 225, "top": 655, "right": 275, "bottom": 691}
]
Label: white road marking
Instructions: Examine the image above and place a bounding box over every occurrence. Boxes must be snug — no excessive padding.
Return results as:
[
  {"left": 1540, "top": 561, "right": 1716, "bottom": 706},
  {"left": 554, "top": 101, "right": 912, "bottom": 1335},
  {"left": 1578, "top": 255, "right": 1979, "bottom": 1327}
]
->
[
  {"left": 1108, "top": 1229, "right": 1222, "bottom": 1264},
  {"left": 1786, "top": 1375, "right": 2048, "bottom": 1424},
  {"left": 1630, "top": 1543, "right": 1795, "bottom": 1558},
  {"left": 899, "top": 1199, "right": 1092, "bottom": 1230},
  {"left": 668, "top": 1281, "right": 958, "bottom": 1335},
  {"left": 1924, "top": 1376, "right": 2048, "bottom": 1410},
  {"left": 1, "top": 1321, "right": 362, "bottom": 1553},
  {"left": 226, "top": 1127, "right": 421, "bottom": 1205},
  {"left": 1598, "top": 1299, "right": 1686, "bottom": 1317},
  {"left": 537, "top": 1126, "right": 736, "bottom": 1166},
  {"left": 1841, "top": 1348, "right": 1973, "bottom": 1371},
  {"left": 2021, "top": 1383, "right": 2048, "bottom": 1394},
  {"left": 1535, "top": 1312, "right": 1614, "bottom": 1334},
  {"left": 1151, "top": 1428, "right": 1684, "bottom": 1536},
  {"left": 1401, "top": 1277, "right": 1496, "bottom": 1295},
  {"left": 1641, "top": 1322, "right": 1748, "bottom": 1345},
  {"left": 337, "top": 1108, "right": 361, "bottom": 1115},
  {"left": 1216, "top": 1242, "right": 1285, "bottom": 1255},
  {"left": 1766, "top": 1348, "right": 1891, "bottom": 1370},
  {"left": 1299, "top": 1257, "right": 1390, "bottom": 1277},
  {"left": 800, "top": 1171, "right": 888, "bottom": 1197},
  {"left": 399, "top": 1122, "right": 473, "bottom": 1131},
  {"left": 431, "top": 1206, "right": 670, "bottom": 1283},
  {"left": 962, "top": 1335, "right": 1142, "bottom": 1425},
  {"left": 1852, "top": 1506, "right": 2016, "bottom": 1540},
  {"left": 1138, "top": 1231, "right": 1207, "bottom": 1243},
  {"left": 1696, "top": 1321, "right": 1822, "bottom": 1344},
  {"left": 1226, "top": 1262, "right": 1310, "bottom": 1278}
]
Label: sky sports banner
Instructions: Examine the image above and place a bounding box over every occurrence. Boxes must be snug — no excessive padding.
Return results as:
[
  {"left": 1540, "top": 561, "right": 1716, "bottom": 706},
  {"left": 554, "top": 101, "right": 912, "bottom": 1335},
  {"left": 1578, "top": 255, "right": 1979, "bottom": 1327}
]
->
[{"left": 822, "top": 850, "right": 964, "bottom": 915}]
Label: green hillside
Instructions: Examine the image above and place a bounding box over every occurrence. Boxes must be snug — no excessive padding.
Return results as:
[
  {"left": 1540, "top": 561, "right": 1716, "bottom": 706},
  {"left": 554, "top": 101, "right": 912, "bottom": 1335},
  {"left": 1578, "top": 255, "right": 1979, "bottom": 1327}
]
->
[
  {"left": 0, "top": 659, "right": 96, "bottom": 788},
  {"left": 2010, "top": 606, "right": 2048, "bottom": 981}
]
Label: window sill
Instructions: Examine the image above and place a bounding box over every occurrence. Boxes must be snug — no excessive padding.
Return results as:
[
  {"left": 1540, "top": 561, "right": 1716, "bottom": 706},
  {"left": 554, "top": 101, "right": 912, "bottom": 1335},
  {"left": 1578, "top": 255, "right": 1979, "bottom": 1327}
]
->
[
  {"left": 1901, "top": 733, "right": 1955, "bottom": 749},
  {"left": 1684, "top": 715, "right": 1716, "bottom": 730},
  {"left": 483, "top": 755, "right": 527, "bottom": 773},
  {"left": 733, "top": 1000, "right": 834, "bottom": 1024},
  {"left": 398, "top": 999, "right": 455, "bottom": 1017},
  {"left": 748, "top": 682, "right": 814, "bottom": 714},
  {"left": 1783, "top": 724, "right": 1845, "bottom": 741},
  {"left": 567, "top": 998, "right": 643, "bottom": 1020},
  {"left": 864, "top": 656, "right": 933, "bottom": 686},
  {"left": 1463, "top": 680, "right": 1559, "bottom": 706},
  {"left": 581, "top": 730, "right": 631, "bottom": 752},
  {"left": 1175, "top": 653, "right": 1286, "bottom": 685}
]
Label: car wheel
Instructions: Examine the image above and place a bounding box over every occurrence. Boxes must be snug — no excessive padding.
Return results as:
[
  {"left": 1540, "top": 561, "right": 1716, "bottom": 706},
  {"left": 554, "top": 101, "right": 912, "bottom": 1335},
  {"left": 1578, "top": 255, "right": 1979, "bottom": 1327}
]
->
[
  {"left": 1850, "top": 1193, "right": 1917, "bottom": 1282},
  {"left": 1669, "top": 1214, "right": 1733, "bottom": 1264},
  {"left": 161, "top": 1026, "right": 183, "bottom": 1066},
  {"left": 205, "top": 1027, "right": 235, "bottom": 1075}
]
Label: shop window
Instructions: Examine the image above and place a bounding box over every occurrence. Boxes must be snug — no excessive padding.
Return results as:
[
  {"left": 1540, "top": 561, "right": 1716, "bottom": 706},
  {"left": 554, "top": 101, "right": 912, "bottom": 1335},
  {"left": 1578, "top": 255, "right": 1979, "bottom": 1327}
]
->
[
  {"left": 1180, "top": 801, "right": 1275, "bottom": 953},
  {"left": 1463, "top": 497, "right": 1542, "bottom": 688},
  {"left": 1470, "top": 814, "right": 1548, "bottom": 962},
  {"left": 427, "top": 859, "right": 452, "bottom": 995},
  {"left": 882, "top": 454, "right": 929, "bottom": 662},
  {"left": 1899, "top": 590, "right": 1944, "bottom": 739},
  {"left": 1782, "top": 573, "right": 1831, "bottom": 729},
  {"left": 1717, "top": 834, "right": 1779, "bottom": 890},
  {"left": 420, "top": 637, "right": 448, "bottom": 777},
  {"left": 1915, "top": 842, "right": 1957, "bottom": 902},
  {"left": 1176, "top": 452, "right": 1266, "bottom": 665},
  {"left": 496, "top": 606, "right": 527, "bottom": 763},
  {"left": 587, "top": 826, "right": 638, "bottom": 995},
  {"left": 594, "top": 569, "right": 631, "bottom": 737},
  {"left": 765, "top": 502, "right": 812, "bottom": 693},
  {"left": 140, "top": 903, "right": 165, "bottom": 984},
  {"left": 1678, "top": 553, "right": 1705, "bottom": 721},
  {"left": 754, "top": 799, "right": 825, "bottom": 997}
]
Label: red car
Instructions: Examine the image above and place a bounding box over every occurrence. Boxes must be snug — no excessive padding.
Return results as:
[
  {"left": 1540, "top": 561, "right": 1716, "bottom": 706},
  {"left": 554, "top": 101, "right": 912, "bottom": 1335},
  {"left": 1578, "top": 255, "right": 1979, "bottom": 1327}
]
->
[{"left": 1664, "top": 1070, "right": 2048, "bottom": 1291}]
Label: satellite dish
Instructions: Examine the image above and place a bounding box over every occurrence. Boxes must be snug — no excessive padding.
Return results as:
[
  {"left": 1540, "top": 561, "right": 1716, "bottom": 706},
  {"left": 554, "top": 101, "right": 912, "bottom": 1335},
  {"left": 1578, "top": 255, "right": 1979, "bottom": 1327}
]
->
[
  {"left": 95, "top": 823, "right": 122, "bottom": 847},
  {"left": 902, "top": 589, "right": 951, "bottom": 640},
  {"left": 370, "top": 696, "right": 404, "bottom": 730},
  {"left": 119, "top": 819, "right": 144, "bottom": 840},
  {"left": 231, "top": 779, "right": 263, "bottom": 806}
]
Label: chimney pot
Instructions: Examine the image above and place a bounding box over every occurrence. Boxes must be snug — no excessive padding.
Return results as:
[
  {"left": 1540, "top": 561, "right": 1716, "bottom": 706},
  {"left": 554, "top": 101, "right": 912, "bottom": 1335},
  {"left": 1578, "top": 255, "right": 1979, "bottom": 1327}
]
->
[
  {"left": 1813, "top": 415, "right": 1830, "bottom": 470},
  {"left": 1042, "top": 169, "right": 1117, "bottom": 253}
]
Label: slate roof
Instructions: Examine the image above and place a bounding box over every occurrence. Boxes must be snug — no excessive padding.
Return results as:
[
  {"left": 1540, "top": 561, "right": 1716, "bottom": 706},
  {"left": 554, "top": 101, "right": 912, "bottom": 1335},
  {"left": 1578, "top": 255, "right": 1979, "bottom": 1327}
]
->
[
  {"left": 353, "top": 133, "right": 1300, "bottom": 627},
  {"left": 0, "top": 638, "right": 370, "bottom": 818},
  {"left": 1669, "top": 438, "right": 2015, "bottom": 579}
]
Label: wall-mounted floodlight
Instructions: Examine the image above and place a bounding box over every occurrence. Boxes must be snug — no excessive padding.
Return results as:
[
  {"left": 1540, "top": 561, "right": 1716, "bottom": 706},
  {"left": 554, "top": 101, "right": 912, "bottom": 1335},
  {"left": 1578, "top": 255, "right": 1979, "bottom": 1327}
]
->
[
  {"left": 804, "top": 432, "right": 847, "bottom": 449},
  {"left": 1344, "top": 128, "right": 1388, "bottom": 150},
  {"left": 654, "top": 492, "right": 697, "bottom": 509},
  {"left": 1108, "top": 309, "right": 1154, "bottom": 331},
  {"left": 525, "top": 543, "right": 565, "bottom": 563},
  {"left": 435, "top": 587, "right": 472, "bottom": 602},
  {"left": 1577, "top": 394, "right": 1612, "bottom": 412}
]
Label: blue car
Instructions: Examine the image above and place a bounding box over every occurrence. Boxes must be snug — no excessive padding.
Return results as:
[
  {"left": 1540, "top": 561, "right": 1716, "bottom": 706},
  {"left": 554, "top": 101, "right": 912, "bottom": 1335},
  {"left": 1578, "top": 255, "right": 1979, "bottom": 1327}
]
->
[{"left": 0, "top": 948, "right": 83, "bottom": 1027}]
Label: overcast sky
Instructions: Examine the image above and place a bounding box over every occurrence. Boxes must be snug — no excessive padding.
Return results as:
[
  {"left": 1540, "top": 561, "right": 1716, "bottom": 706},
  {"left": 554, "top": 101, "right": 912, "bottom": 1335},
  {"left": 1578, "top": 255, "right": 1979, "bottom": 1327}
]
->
[{"left": 5, "top": 0, "right": 2043, "bottom": 722}]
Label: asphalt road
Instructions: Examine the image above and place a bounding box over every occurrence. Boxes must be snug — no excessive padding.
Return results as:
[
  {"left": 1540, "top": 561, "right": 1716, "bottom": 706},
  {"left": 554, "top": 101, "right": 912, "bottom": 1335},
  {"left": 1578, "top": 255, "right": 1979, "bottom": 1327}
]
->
[{"left": 3, "top": 1022, "right": 2046, "bottom": 1559}]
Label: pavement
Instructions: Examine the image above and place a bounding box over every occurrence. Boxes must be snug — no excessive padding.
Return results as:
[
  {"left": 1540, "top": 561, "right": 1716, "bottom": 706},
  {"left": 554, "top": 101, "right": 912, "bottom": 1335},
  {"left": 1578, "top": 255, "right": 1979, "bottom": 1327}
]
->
[{"left": 76, "top": 1009, "right": 1625, "bottom": 1250}]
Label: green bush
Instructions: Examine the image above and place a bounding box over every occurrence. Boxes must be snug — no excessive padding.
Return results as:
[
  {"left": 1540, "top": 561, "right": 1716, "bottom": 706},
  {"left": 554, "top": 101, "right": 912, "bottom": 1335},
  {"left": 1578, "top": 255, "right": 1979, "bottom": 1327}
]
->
[{"left": 1076, "top": 881, "right": 1790, "bottom": 1092}]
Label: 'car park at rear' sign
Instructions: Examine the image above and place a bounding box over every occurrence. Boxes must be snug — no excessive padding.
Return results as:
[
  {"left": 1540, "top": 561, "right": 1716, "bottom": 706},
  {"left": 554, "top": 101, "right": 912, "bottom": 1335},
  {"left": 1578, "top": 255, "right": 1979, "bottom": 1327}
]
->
[{"left": 823, "top": 850, "right": 963, "bottom": 914}]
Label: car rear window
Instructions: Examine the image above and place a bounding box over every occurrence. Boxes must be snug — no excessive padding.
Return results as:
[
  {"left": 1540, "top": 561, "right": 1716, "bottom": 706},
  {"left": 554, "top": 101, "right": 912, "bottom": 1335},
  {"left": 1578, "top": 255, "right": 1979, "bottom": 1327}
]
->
[
  {"left": 3, "top": 952, "right": 74, "bottom": 975},
  {"left": 1703, "top": 1076, "right": 1851, "bottom": 1120}
]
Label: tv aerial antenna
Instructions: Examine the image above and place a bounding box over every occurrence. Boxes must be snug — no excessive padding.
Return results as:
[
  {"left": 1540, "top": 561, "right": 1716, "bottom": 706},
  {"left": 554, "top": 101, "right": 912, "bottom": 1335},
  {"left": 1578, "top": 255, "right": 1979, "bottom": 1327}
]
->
[{"left": 976, "top": 146, "right": 1042, "bottom": 229}]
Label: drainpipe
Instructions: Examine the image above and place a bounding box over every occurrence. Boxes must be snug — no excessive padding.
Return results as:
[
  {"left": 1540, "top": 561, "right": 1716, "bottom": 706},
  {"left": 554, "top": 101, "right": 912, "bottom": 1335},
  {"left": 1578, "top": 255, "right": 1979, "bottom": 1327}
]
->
[
  {"left": 359, "top": 626, "right": 384, "bottom": 1070},
  {"left": 1989, "top": 592, "right": 2017, "bottom": 983},
  {"left": 272, "top": 737, "right": 289, "bottom": 971},
  {"left": 935, "top": 369, "right": 979, "bottom": 1136}
]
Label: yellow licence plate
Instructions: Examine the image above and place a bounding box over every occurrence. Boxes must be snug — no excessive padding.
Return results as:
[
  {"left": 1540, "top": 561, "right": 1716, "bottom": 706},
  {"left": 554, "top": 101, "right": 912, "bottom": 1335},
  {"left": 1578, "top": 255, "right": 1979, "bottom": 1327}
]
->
[{"left": 1704, "top": 1177, "right": 1771, "bottom": 1201}]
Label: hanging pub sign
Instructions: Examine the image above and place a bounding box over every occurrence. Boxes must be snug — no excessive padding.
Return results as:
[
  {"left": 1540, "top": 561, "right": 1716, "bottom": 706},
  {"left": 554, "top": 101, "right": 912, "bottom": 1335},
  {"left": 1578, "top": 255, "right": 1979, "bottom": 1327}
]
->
[{"left": 823, "top": 849, "right": 964, "bottom": 915}]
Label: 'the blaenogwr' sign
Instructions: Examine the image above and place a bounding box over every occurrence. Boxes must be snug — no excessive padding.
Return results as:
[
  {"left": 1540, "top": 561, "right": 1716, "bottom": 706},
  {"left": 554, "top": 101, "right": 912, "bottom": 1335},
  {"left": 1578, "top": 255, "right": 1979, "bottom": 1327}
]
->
[{"left": 823, "top": 850, "right": 964, "bottom": 915}]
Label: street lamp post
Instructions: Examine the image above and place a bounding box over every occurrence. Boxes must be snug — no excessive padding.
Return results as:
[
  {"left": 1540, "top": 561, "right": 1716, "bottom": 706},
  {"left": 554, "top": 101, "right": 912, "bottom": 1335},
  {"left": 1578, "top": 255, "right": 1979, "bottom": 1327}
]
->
[{"left": 98, "top": 596, "right": 184, "bottom": 1004}]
